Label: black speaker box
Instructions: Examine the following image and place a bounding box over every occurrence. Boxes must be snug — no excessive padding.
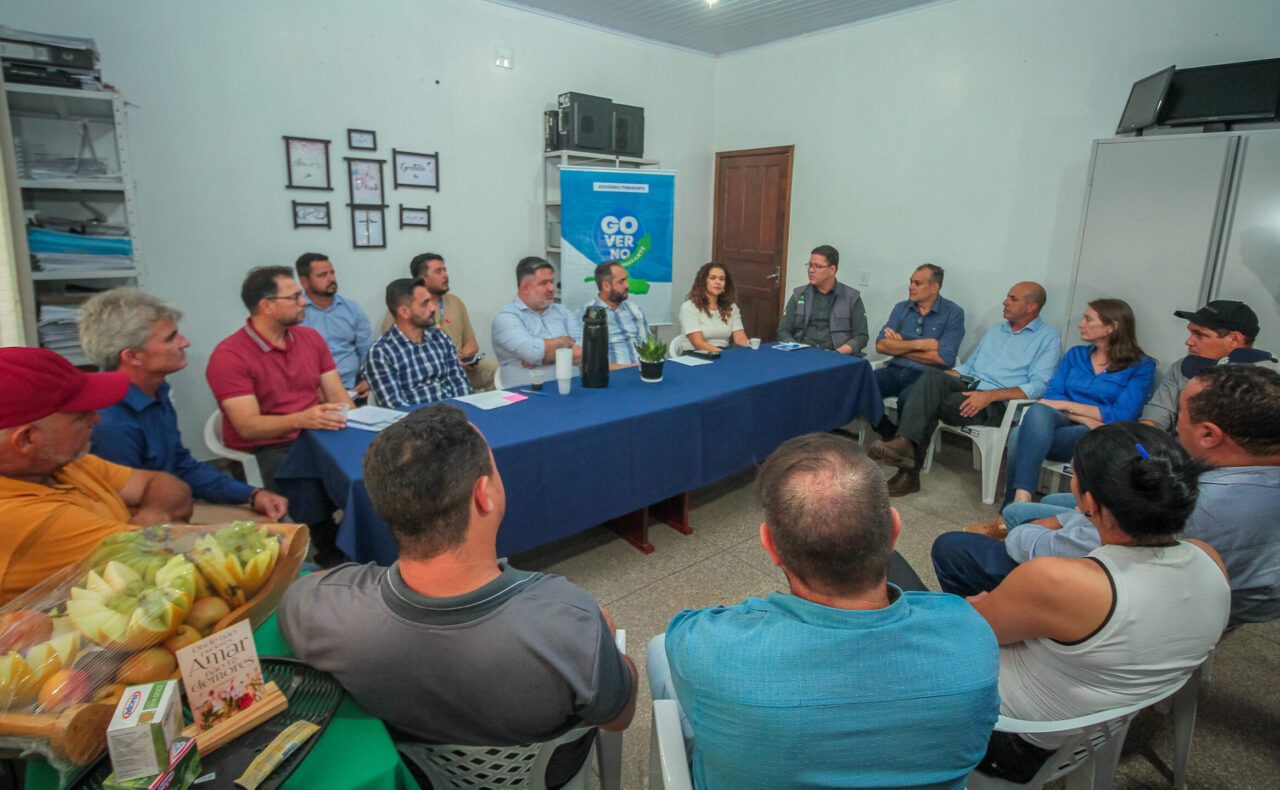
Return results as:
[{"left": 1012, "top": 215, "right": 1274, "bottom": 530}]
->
[
  {"left": 611, "top": 103, "right": 645, "bottom": 157},
  {"left": 557, "top": 92, "right": 612, "bottom": 153}
]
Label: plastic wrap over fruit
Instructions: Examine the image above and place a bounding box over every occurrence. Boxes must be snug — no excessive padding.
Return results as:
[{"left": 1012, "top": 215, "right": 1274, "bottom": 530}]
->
[{"left": 0, "top": 522, "right": 287, "bottom": 781}]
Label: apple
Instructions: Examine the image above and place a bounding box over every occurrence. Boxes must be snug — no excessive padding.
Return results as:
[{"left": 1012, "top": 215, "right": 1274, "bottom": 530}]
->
[
  {"left": 163, "top": 625, "right": 201, "bottom": 656},
  {"left": 0, "top": 610, "right": 54, "bottom": 654},
  {"left": 37, "top": 668, "right": 93, "bottom": 711},
  {"left": 116, "top": 647, "right": 177, "bottom": 685},
  {"left": 185, "top": 597, "right": 231, "bottom": 635}
]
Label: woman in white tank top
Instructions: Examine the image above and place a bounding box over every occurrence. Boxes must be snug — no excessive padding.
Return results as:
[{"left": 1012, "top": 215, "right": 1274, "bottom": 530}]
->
[{"left": 968, "top": 422, "right": 1230, "bottom": 783}]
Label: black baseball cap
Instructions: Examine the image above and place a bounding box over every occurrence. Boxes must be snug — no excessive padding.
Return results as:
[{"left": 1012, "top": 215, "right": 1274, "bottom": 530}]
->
[{"left": 1173, "top": 300, "right": 1258, "bottom": 337}]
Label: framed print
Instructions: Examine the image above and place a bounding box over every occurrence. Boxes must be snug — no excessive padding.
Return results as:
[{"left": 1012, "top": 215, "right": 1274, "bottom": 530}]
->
[
  {"left": 392, "top": 149, "right": 439, "bottom": 190},
  {"left": 400, "top": 205, "right": 431, "bottom": 229},
  {"left": 351, "top": 207, "right": 386, "bottom": 248},
  {"left": 345, "top": 157, "right": 386, "bottom": 205},
  {"left": 292, "top": 201, "right": 331, "bottom": 228},
  {"left": 284, "top": 136, "right": 332, "bottom": 190},
  {"left": 347, "top": 128, "right": 377, "bottom": 150}
]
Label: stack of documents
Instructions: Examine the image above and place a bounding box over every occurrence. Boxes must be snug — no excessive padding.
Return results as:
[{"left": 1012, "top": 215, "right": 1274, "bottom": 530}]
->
[
  {"left": 28, "top": 227, "right": 134, "bottom": 273},
  {"left": 346, "top": 406, "right": 409, "bottom": 432},
  {"left": 37, "top": 303, "right": 87, "bottom": 365}
]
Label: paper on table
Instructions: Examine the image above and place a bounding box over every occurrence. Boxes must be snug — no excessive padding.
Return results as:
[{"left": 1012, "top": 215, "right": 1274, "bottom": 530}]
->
[
  {"left": 346, "top": 405, "right": 408, "bottom": 432},
  {"left": 772, "top": 343, "right": 811, "bottom": 351},
  {"left": 668, "top": 355, "right": 712, "bottom": 367},
  {"left": 453, "top": 390, "right": 527, "bottom": 410}
]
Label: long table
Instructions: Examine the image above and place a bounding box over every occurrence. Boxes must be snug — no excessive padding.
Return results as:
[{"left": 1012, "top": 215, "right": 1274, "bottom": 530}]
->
[{"left": 277, "top": 345, "right": 882, "bottom": 564}]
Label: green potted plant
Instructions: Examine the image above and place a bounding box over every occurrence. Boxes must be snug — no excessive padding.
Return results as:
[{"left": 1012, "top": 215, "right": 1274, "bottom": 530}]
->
[{"left": 634, "top": 331, "right": 667, "bottom": 383}]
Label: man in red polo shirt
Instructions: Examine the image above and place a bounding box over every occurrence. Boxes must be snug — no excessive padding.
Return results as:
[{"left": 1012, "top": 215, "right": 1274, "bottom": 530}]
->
[{"left": 206, "top": 266, "right": 354, "bottom": 492}]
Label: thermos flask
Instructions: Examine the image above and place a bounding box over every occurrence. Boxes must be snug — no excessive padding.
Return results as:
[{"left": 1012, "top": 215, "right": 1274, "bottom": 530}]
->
[{"left": 581, "top": 306, "right": 609, "bottom": 388}]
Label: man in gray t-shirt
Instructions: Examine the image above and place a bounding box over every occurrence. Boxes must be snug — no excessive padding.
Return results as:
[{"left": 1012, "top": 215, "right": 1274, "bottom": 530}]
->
[{"left": 279, "top": 405, "right": 637, "bottom": 785}]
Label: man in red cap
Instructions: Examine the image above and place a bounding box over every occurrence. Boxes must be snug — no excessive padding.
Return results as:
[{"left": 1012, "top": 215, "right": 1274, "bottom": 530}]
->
[{"left": 0, "top": 348, "right": 193, "bottom": 604}]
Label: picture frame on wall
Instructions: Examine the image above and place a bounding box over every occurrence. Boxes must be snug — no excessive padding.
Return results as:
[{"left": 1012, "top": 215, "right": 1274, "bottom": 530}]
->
[
  {"left": 347, "top": 129, "right": 377, "bottom": 150},
  {"left": 345, "top": 157, "right": 386, "bottom": 206},
  {"left": 392, "top": 149, "right": 439, "bottom": 190},
  {"left": 293, "top": 201, "right": 331, "bottom": 228},
  {"left": 351, "top": 206, "right": 386, "bottom": 248},
  {"left": 284, "top": 136, "right": 332, "bottom": 190},
  {"left": 400, "top": 205, "right": 431, "bottom": 229}
]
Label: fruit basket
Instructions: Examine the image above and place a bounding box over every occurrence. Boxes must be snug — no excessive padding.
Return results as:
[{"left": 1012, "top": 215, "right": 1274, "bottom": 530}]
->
[{"left": 0, "top": 522, "right": 307, "bottom": 782}]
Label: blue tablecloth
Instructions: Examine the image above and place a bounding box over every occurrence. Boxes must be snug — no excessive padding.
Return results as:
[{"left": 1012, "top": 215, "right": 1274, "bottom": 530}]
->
[{"left": 276, "top": 345, "right": 882, "bottom": 563}]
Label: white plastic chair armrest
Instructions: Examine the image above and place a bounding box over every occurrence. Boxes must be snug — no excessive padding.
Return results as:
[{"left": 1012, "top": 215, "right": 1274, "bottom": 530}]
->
[{"left": 650, "top": 700, "right": 693, "bottom": 790}]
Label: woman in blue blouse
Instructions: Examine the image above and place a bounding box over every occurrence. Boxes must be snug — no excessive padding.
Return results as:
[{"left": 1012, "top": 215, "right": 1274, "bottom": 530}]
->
[{"left": 1002, "top": 299, "right": 1155, "bottom": 507}]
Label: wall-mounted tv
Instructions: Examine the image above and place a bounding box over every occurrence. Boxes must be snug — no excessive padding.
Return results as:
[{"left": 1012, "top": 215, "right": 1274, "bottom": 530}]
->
[
  {"left": 1115, "top": 66, "right": 1175, "bottom": 134},
  {"left": 1162, "top": 58, "right": 1280, "bottom": 126}
]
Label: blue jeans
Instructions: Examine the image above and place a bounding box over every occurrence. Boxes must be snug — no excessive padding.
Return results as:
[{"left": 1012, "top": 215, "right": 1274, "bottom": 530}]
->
[
  {"left": 933, "top": 493, "right": 1079, "bottom": 596},
  {"left": 1001, "top": 493, "right": 1077, "bottom": 528},
  {"left": 1003, "top": 404, "right": 1090, "bottom": 507}
]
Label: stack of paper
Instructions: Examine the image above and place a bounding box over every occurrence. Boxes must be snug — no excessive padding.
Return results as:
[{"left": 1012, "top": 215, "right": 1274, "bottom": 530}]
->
[
  {"left": 33, "top": 252, "right": 134, "bottom": 272},
  {"left": 346, "top": 406, "right": 409, "bottom": 433},
  {"left": 37, "top": 303, "right": 87, "bottom": 365}
]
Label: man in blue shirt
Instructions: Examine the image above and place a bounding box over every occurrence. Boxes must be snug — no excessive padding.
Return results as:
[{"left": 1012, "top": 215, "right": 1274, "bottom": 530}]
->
[
  {"left": 363, "top": 278, "right": 473, "bottom": 408},
  {"left": 583, "top": 261, "right": 648, "bottom": 366},
  {"left": 870, "top": 282, "right": 1061, "bottom": 496},
  {"left": 650, "top": 433, "right": 998, "bottom": 790},
  {"left": 873, "top": 263, "right": 965, "bottom": 437},
  {"left": 78, "top": 288, "right": 289, "bottom": 522},
  {"left": 932, "top": 365, "right": 1280, "bottom": 631},
  {"left": 298, "top": 253, "right": 374, "bottom": 400},
  {"left": 492, "top": 257, "right": 582, "bottom": 388}
]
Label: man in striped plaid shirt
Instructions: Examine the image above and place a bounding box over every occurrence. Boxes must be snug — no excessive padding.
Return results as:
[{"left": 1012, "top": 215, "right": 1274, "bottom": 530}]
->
[
  {"left": 583, "top": 261, "right": 649, "bottom": 367},
  {"left": 364, "top": 278, "right": 473, "bottom": 408}
]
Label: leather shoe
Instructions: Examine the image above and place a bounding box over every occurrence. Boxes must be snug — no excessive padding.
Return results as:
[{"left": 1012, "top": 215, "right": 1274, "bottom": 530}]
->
[
  {"left": 886, "top": 469, "right": 920, "bottom": 497},
  {"left": 964, "top": 519, "right": 1007, "bottom": 541},
  {"left": 869, "top": 436, "right": 915, "bottom": 469}
]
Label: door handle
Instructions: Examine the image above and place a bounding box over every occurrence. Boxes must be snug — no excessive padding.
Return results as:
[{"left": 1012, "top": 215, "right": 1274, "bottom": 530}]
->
[{"left": 766, "top": 267, "right": 780, "bottom": 282}]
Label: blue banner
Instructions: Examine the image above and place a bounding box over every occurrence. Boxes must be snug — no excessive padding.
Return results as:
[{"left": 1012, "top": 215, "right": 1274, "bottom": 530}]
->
[{"left": 560, "top": 167, "right": 674, "bottom": 324}]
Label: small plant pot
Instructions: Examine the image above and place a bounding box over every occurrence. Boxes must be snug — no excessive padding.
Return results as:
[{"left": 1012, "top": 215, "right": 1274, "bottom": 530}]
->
[{"left": 639, "top": 360, "right": 664, "bottom": 382}]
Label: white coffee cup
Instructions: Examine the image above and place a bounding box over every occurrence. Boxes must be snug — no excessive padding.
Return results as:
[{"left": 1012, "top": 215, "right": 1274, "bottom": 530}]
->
[{"left": 749, "top": 338, "right": 761, "bottom": 349}]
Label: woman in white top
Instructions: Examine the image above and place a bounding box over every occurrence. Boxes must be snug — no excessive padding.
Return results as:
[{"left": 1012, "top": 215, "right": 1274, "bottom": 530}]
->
[
  {"left": 968, "top": 422, "right": 1229, "bottom": 783},
  {"left": 675, "top": 263, "right": 749, "bottom": 355}
]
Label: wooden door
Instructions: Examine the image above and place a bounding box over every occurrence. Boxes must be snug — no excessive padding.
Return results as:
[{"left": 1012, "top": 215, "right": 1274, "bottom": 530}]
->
[{"left": 713, "top": 146, "right": 793, "bottom": 341}]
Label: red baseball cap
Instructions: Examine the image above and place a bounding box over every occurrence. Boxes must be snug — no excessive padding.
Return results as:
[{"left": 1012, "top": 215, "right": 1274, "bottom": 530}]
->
[{"left": 0, "top": 347, "right": 129, "bottom": 429}]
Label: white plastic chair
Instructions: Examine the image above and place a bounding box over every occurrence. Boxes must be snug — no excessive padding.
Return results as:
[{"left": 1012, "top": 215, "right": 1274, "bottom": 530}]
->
[
  {"left": 492, "top": 366, "right": 504, "bottom": 391},
  {"left": 1167, "top": 649, "right": 1213, "bottom": 790},
  {"left": 649, "top": 699, "right": 692, "bottom": 790},
  {"left": 397, "top": 728, "right": 593, "bottom": 790},
  {"left": 667, "top": 335, "right": 686, "bottom": 359},
  {"left": 926, "top": 399, "right": 1034, "bottom": 505},
  {"left": 203, "top": 410, "right": 264, "bottom": 488},
  {"left": 1037, "top": 459, "right": 1074, "bottom": 494}
]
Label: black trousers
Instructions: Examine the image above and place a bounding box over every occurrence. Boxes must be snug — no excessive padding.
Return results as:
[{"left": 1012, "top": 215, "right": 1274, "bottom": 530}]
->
[{"left": 895, "top": 370, "right": 1005, "bottom": 470}]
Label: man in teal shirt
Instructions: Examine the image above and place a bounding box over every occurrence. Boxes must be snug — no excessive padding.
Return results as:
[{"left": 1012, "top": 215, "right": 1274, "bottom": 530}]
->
[{"left": 651, "top": 433, "right": 998, "bottom": 790}]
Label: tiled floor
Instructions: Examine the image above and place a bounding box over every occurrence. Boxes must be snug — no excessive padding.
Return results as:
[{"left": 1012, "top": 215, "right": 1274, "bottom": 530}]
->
[{"left": 512, "top": 432, "right": 1280, "bottom": 790}]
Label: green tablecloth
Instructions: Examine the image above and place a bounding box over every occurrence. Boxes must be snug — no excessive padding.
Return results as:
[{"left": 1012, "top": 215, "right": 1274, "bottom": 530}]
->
[{"left": 25, "top": 613, "right": 415, "bottom": 790}]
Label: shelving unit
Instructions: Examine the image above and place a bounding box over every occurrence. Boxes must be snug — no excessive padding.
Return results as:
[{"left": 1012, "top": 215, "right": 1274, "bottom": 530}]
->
[
  {"left": 542, "top": 149, "right": 658, "bottom": 299},
  {"left": 3, "top": 79, "right": 142, "bottom": 365}
]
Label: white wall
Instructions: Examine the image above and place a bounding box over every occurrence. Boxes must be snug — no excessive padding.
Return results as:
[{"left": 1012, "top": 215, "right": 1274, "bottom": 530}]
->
[
  {"left": 6, "top": 0, "right": 1279, "bottom": 456},
  {"left": 0, "top": 0, "right": 716, "bottom": 451},
  {"left": 713, "top": 0, "right": 1280, "bottom": 356}
]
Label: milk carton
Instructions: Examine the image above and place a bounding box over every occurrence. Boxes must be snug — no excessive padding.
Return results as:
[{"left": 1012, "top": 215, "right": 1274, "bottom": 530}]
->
[{"left": 106, "top": 680, "right": 183, "bottom": 782}]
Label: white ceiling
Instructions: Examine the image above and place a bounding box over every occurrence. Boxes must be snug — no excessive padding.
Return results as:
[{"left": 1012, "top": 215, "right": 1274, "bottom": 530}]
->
[{"left": 488, "top": 0, "right": 949, "bottom": 56}]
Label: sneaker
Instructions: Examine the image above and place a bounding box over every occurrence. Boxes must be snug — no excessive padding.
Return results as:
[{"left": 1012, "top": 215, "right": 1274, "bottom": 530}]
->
[
  {"left": 869, "top": 436, "right": 915, "bottom": 469},
  {"left": 886, "top": 469, "right": 921, "bottom": 497}
]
